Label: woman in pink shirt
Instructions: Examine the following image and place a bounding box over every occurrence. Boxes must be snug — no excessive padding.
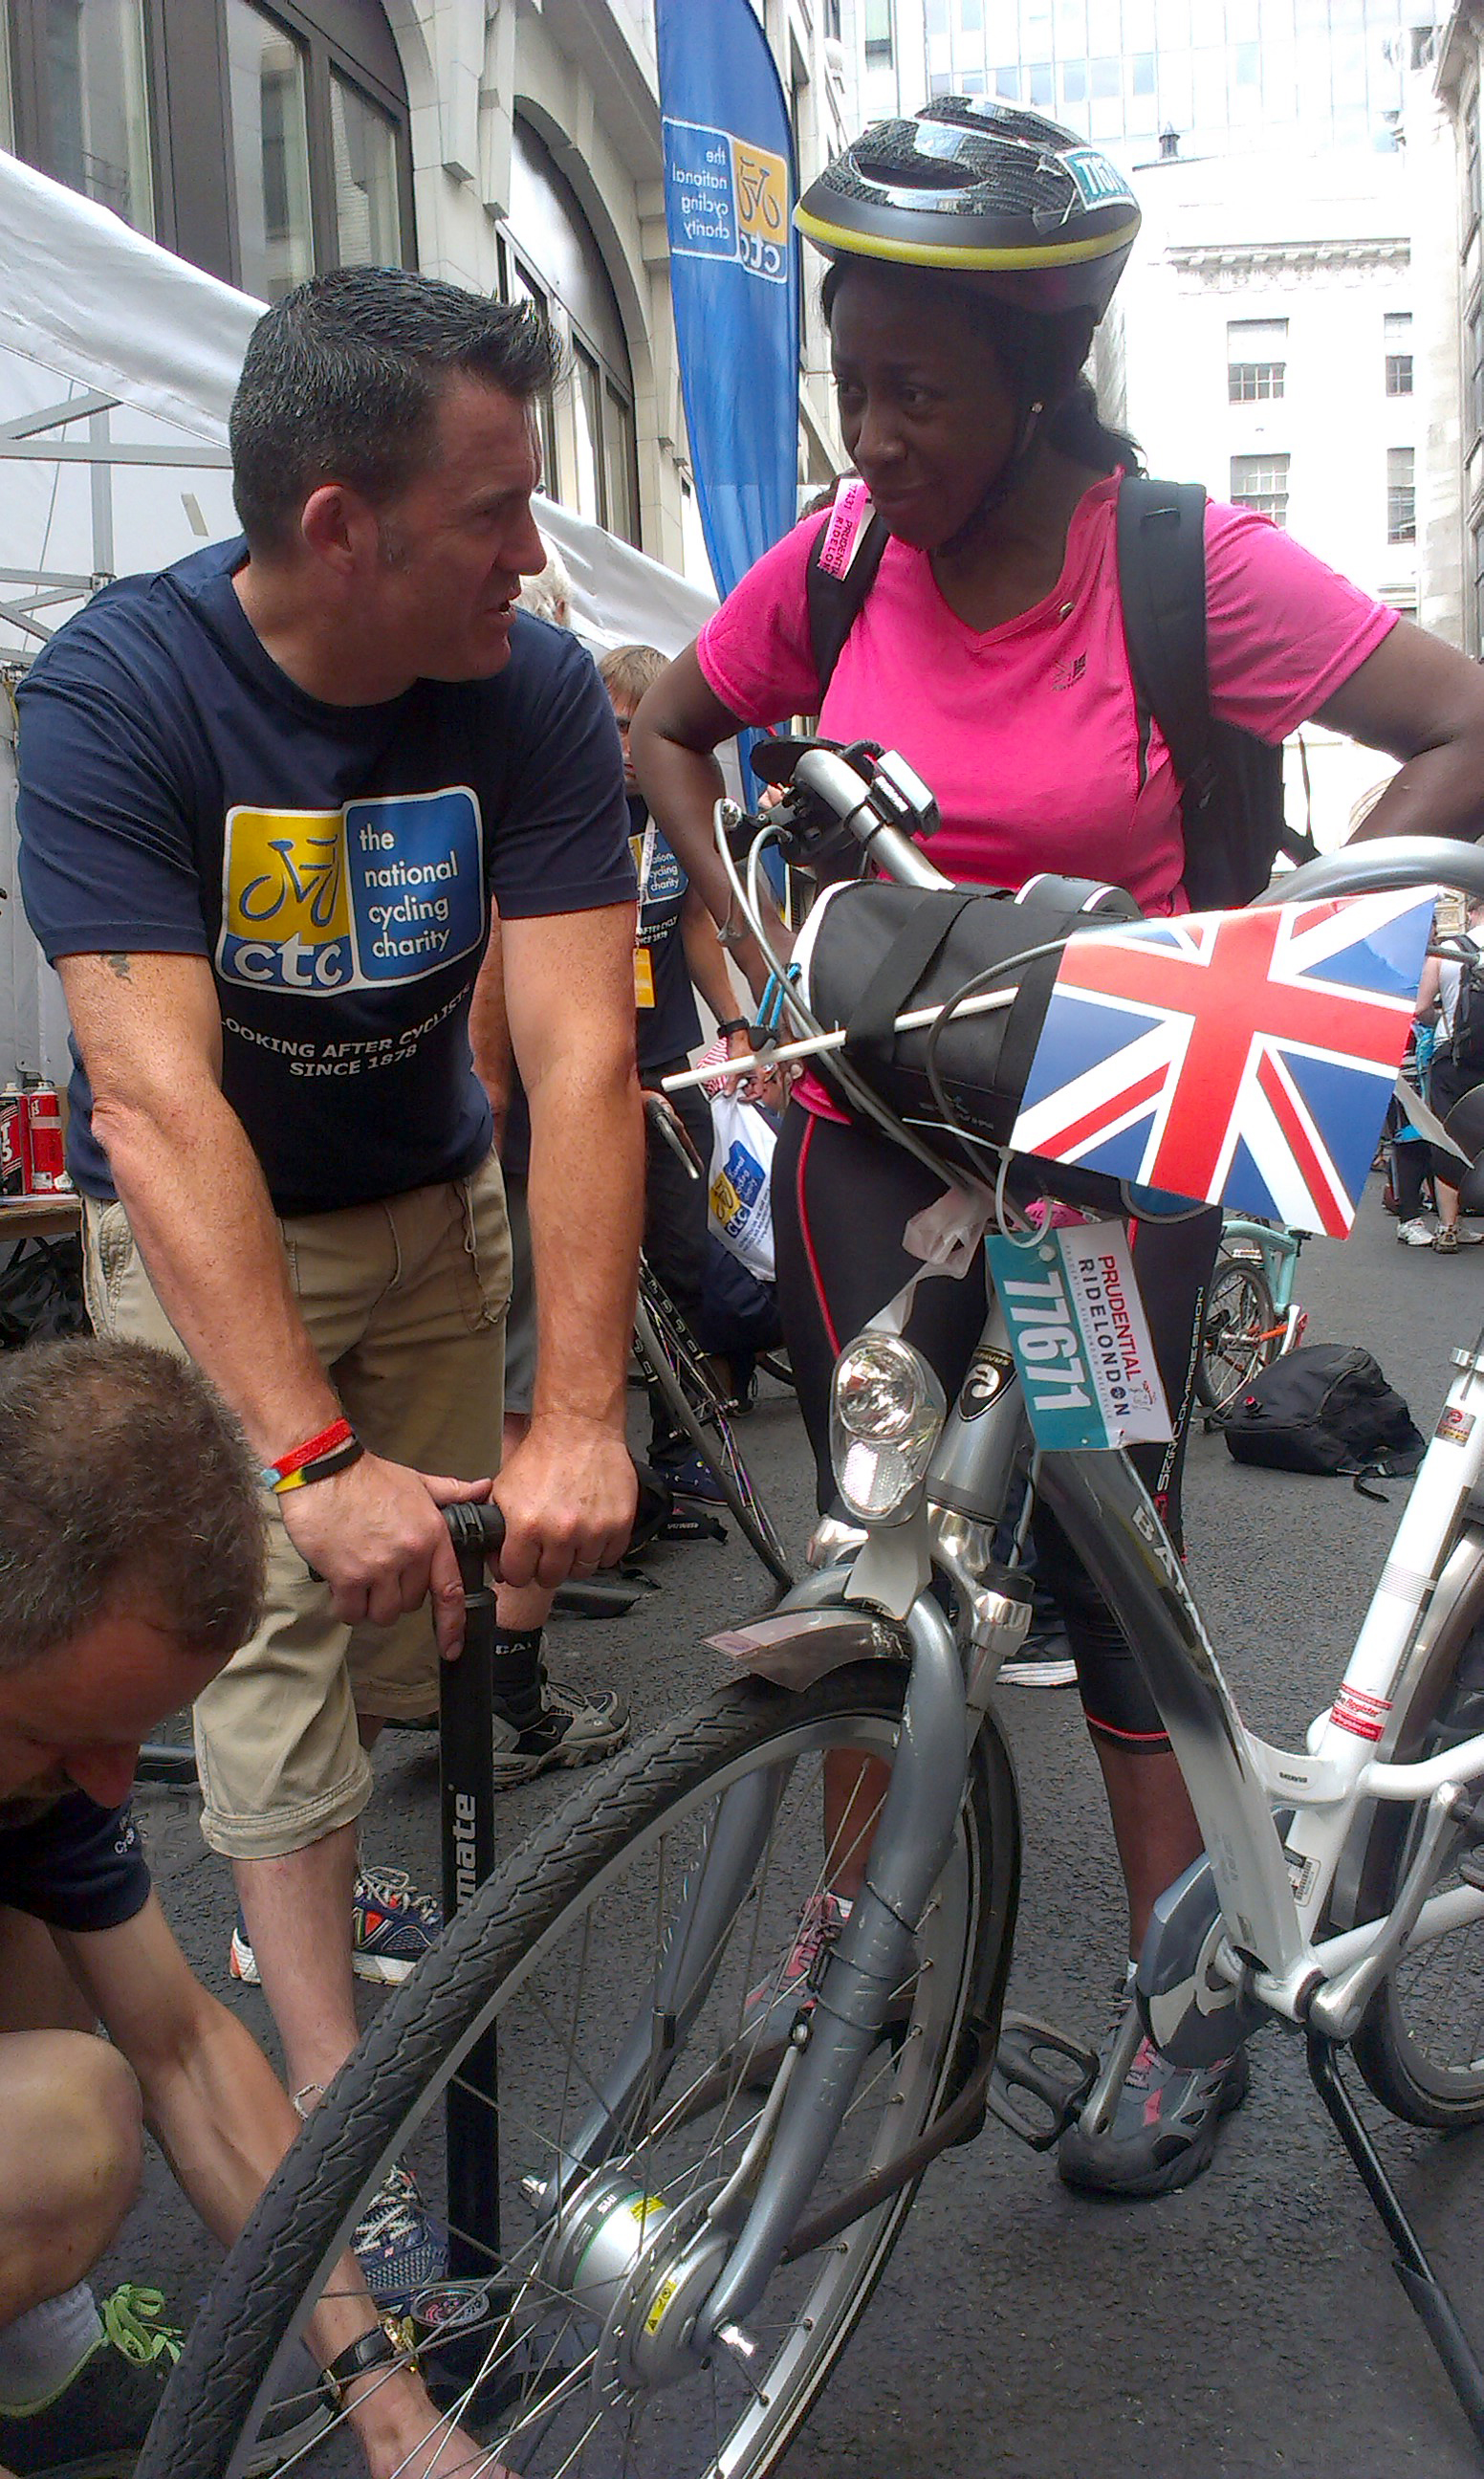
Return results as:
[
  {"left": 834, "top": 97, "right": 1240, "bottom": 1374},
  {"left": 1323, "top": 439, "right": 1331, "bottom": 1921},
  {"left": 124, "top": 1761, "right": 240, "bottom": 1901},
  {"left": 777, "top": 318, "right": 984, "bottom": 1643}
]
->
[{"left": 632, "top": 98, "right": 1484, "bottom": 2204}]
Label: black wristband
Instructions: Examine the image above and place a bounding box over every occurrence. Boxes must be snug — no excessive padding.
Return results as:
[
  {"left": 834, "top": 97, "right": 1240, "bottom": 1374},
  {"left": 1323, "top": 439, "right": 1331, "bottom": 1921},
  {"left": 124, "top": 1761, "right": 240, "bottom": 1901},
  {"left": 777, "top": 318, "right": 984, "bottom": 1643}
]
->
[
  {"left": 325, "top": 2322, "right": 403, "bottom": 2404},
  {"left": 716, "top": 1018, "right": 752, "bottom": 1041}
]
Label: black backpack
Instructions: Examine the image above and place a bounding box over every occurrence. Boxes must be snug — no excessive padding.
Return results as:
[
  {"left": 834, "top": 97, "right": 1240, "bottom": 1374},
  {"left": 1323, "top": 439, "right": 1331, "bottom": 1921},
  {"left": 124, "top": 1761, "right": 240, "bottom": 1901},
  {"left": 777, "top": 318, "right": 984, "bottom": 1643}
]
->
[
  {"left": 1216, "top": 1344, "right": 1425, "bottom": 1488},
  {"left": 803, "top": 473, "right": 1319, "bottom": 911},
  {"left": 1447, "top": 936, "right": 1484, "bottom": 1077}
]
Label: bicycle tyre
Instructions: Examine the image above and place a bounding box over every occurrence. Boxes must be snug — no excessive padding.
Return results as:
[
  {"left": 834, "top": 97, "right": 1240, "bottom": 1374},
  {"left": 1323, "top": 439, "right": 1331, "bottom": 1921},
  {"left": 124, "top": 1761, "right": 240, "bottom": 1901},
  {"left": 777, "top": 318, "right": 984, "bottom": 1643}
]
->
[
  {"left": 1348, "top": 1527, "right": 1484, "bottom": 2127},
  {"left": 1194, "top": 1255, "right": 1277, "bottom": 1412},
  {"left": 637, "top": 1266, "right": 794, "bottom": 1590},
  {"left": 140, "top": 1662, "right": 1018, "bottom": 2479}
]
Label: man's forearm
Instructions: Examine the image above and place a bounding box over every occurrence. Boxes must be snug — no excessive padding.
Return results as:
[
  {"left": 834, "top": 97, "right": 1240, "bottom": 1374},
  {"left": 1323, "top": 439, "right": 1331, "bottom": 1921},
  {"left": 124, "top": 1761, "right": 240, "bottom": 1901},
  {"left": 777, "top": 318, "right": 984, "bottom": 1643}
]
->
[
  {"left": 526, "top": 1061, "right": 643, "bottom": 1427},
  {"left": 136, "top": 2000, "right": 300, "bottom": 2250},
  {"left": 94, "top": 1082, "right": 338, "bottom": 1459}
]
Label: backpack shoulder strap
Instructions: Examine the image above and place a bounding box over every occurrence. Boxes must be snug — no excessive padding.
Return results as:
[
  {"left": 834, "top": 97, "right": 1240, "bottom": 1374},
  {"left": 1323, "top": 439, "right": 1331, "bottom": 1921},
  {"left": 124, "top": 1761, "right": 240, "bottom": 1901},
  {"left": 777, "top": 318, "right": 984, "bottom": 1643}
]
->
[
  {"left": 806, "top": 480, "right": 890, "bottom": 702},
  {"left": 1116, "top": 475, "right": 1216, "bottom": 810}
]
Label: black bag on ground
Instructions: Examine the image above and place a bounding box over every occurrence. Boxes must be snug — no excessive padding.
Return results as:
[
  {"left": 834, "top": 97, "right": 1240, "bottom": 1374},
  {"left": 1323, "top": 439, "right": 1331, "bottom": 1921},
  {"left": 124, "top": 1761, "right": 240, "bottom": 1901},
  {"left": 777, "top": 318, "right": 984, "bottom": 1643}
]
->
[{"left": 1216, "top": 1344, "right": 1425, "bottom": 1481}]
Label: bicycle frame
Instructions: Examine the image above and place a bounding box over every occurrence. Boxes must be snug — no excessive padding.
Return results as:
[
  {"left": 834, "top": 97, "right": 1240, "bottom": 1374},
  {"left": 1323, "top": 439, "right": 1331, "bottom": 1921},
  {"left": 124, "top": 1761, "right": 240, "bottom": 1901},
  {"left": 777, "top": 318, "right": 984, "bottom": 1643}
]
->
[
  {"left": 622, "top": 818, "right": 1484, "bottom": 2374},
  {"left": 1218, "top": 1212, "right": 1306, "bottom": 1355}
]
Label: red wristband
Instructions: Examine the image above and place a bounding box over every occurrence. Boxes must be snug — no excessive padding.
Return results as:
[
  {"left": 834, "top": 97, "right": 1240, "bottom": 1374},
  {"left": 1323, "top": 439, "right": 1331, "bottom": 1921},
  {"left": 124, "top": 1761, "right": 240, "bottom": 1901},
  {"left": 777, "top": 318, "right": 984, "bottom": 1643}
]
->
[{"left": 268, "top": 1416, "right": 354, "bottom": 1481}]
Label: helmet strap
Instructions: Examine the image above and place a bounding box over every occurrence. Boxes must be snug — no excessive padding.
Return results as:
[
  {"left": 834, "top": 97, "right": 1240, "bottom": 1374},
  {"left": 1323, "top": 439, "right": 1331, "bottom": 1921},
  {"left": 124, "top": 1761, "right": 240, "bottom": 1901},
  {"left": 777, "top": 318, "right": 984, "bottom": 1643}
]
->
[{"left": 936, "top": 392, "right": 1047, "bottom": 560}]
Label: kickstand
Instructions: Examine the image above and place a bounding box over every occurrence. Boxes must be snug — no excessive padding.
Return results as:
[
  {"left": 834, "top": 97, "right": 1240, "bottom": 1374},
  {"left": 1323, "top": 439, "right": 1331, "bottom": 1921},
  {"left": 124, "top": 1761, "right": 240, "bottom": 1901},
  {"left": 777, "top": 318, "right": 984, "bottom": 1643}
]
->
[{"left": 1307, "top": 2029, "right": 1484, "bottom": 2455}]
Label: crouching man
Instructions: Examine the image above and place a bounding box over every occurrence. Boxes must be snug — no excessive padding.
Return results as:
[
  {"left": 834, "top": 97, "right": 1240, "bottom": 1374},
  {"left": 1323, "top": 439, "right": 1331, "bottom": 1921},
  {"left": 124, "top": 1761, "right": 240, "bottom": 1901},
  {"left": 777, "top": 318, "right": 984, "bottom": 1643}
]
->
[{"left": 0, "top": 1336, "right": 500, "bottom": 2479}]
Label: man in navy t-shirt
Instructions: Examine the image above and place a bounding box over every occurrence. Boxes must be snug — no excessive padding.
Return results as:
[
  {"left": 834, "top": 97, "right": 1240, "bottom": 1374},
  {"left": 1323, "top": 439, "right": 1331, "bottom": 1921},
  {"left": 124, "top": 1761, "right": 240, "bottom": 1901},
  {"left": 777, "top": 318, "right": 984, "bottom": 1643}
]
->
[{"left": 16, "top": 268, "right": 643, "bottom": 2302}]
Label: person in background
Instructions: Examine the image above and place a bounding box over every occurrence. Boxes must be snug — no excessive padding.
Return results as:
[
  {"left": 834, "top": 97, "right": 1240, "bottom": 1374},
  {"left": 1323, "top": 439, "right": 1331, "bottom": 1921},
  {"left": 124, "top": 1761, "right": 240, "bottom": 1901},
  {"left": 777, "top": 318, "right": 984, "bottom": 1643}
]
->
[
  {"left": 0, "top": 1338, "right": 492, "bottom": 2479},
  {"left": 1416, "top": 893, "right": 1484, "bottom": 1250},
  {"left": 518, "top": 535, "right": 574, "bottom": 630},
  {"left": 1389, "top": 1018, "right": 1438, "bottom": 1246},
  {"left": 600, "top": 643, "right": 757, "bottom": 1494},
  {"left": 468, "top": 644, "right": 757, "bottom": 1770}
]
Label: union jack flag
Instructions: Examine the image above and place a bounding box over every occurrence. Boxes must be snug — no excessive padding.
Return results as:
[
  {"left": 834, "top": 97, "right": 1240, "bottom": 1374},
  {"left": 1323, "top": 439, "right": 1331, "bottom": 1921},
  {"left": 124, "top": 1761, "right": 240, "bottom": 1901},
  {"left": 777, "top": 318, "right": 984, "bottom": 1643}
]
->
[{"left": 1008, "top": 892, "right": 1435, "bottom": 1236}]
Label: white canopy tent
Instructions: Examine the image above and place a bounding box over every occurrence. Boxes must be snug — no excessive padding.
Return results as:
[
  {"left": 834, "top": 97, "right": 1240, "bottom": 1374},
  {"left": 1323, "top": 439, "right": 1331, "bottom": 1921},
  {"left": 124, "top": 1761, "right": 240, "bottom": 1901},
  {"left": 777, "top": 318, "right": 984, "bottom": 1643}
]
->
[{"left": 0, "top": 149, "right": 717, "bottom": 1084}]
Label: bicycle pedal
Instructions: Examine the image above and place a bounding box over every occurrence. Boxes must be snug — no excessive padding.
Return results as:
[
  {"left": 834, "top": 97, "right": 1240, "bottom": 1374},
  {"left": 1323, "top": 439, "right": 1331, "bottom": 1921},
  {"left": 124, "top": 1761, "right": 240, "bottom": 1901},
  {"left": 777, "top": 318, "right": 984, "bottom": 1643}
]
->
[
  {"left": 1458, "top": 1848, "right": 1484, "bottom": 1891},
  {"left": 986, "top": 2012, "right": 1099, "bottom": 2153}
]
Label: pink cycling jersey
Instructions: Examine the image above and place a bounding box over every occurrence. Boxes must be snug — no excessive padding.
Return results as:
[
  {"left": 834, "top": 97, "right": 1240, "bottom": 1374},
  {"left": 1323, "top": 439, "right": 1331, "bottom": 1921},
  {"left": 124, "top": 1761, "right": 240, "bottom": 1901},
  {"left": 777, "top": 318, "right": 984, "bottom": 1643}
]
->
[
  {"left": 698, "top": 472, "right": 1395, "bottom": 912},
  {"left": 697, "top": 472, "right": 1395, "bottom": 1116}
]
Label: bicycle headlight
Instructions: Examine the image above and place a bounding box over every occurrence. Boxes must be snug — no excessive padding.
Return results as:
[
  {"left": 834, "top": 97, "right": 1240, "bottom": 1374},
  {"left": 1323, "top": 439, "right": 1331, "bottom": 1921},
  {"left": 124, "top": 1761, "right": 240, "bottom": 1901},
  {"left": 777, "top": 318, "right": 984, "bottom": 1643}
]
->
[{"left": 829, "top": 1333, "right": 946, "bottom": 1524}]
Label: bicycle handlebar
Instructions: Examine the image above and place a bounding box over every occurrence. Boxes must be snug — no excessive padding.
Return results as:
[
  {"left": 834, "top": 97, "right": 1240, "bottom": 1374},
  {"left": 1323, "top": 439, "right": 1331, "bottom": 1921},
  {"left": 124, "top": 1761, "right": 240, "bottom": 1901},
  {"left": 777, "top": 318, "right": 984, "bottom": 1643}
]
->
[
  {"left": 1251, "top": 834, "right": 1484, "bottom": 909},
  {"left": 644, "top": 1089, "right": 705, "bottom": 1180}
]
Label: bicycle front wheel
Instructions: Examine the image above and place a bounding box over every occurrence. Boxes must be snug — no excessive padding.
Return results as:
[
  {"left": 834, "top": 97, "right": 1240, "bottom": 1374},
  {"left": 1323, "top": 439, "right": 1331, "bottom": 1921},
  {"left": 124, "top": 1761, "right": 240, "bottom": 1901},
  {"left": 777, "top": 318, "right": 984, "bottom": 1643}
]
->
[
  {"left": 637, "top": 1267, "right": 794, "bottom": 1590},
  {"left": 140, "top": 1663, "right": 1018, "bottom": 2479},
  {"left": 1194, "top": 1255, "right": 1277, "bottom": 1412},
  {"left": 1349, "top": 1528, "right": 1484, "bottom": 2127}
]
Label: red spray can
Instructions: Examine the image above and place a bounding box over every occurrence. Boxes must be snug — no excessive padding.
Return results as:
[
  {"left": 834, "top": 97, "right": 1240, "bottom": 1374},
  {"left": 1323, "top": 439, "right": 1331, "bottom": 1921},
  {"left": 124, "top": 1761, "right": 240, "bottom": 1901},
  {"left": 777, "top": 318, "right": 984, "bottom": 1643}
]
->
[
  {"left": 0, "top": 1084, "right": 29, "bottom": 1196},
  {"left": 22, "top": 1083, "right": 68, "bottom": 1194}
]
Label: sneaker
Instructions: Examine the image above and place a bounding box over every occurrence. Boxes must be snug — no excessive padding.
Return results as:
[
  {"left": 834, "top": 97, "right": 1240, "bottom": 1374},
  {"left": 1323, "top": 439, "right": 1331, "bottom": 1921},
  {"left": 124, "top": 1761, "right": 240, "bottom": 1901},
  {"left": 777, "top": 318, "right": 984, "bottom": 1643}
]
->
[
  {"left": 489, "top": 1673, "right": 630, "bottom": 1788},
  {"left": 1435, "top": 1224, "right": 1461, "bottom": 1253},
  {"left": 1396, "top": 1217, "right": 1435, "bottom": 1247},
  {"left": 997, "top": 1623, "right": 1078, "bottom": 1689},
  {"left": 0, "top": 2284, "right": 182, "bottom": 2479},
  {"left": 742, "top": 1890, "right": 853, "bottom": 2047},
  {"left": 651, "top": 1447, "right": 730, "bottom": 1505},
  {"left": 1057, "top": 1994, "right": 1250, "bottom": 2200},
  {"left": 230, "top": 1863, "right": 443, "bottom": 1988},
  {"left": 353, "top": 2162, "right": 448, "bottom": 2314}
]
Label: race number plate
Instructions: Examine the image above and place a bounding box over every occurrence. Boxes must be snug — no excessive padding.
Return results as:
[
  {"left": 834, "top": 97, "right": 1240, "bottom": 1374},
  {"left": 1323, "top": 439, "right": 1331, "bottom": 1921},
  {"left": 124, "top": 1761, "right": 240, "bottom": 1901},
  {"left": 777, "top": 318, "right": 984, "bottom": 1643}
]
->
[{"left": 984, "top": 1219, "right": 1172, "bottom": 1452}]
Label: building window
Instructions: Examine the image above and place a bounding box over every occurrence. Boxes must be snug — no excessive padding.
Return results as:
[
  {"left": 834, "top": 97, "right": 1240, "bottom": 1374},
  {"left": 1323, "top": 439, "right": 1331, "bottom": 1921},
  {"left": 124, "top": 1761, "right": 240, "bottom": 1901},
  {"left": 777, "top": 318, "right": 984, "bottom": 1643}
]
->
[
  {"left": 502, "top": 117, "right": 641, "bottom": 548},
  {"left": 1469, "top": 95, "right": 1483, "bottom": 247},
  {"left": 1473, "top": 519, "right": 1484, "bottom": 661},
  {"left": 26, "top": 0, "right": 156, "bottom": 234},
  {"left": 1385, "top": 310, "right": 1412, "bottom": 398},
  {"left": 1231, "top": 453, "right": 1289, "bottom": 527},
  {"left": 330, "top": 67, "right": 401, "bottom": 267},
  {"left": 1228, "top": 317, "right": 1287, "bottom": 405},
  {"left": 1387, "top": 446, "right": 1415, "bottom": 545},
  {"left": 4, "top": 2, "right": 412, "bottom": 291},
  {"left": 862, "top": 0, "right": 892, "bottom": 63},
  {"left": 226, "top": 0, "right": 313, "bottom": 302}
]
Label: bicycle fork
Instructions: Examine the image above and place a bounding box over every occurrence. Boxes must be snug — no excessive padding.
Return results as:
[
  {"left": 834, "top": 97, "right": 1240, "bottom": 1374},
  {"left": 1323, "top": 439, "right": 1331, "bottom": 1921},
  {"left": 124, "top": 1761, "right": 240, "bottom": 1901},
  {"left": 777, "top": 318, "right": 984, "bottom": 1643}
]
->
[{"left": 521, "top": 1581, "right": 971, "bottom": 2381}]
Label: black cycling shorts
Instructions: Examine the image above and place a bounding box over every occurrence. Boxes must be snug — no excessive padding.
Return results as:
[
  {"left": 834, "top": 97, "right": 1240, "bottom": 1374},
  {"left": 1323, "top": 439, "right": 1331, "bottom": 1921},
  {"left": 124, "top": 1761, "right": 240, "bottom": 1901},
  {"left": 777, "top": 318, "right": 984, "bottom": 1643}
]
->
[{"left": 773, "top": 1104, "right": 1219, "bottom": 1749}]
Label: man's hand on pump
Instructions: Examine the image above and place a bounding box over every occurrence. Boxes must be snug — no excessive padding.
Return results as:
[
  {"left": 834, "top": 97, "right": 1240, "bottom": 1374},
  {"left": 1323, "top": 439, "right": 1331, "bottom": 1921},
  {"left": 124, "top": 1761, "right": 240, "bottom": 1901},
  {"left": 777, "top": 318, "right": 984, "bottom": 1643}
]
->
[
  {"left": 492, "top": 1412, "right": 637, "bottom": 1592},
  {"left": 279, "top": 1453, "right": 494, "bottom": 1660}
]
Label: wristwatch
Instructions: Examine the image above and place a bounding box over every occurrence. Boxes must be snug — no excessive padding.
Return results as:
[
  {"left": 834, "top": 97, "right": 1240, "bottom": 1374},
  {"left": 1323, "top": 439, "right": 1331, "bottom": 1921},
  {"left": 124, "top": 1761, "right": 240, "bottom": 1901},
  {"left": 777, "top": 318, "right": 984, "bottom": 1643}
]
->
[
  {"left": 324, "top": 2321, "right": 404, "bottom": 2407},
  {"left": 717, "top": 1018, "right": 753, "bottom": 1041}
]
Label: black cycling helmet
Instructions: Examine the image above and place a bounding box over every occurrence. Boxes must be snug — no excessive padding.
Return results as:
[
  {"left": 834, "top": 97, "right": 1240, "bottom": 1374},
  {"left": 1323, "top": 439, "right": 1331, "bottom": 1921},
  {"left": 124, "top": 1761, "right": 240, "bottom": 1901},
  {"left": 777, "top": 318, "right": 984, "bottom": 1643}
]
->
[{"left": 795, "top": 98, "right": 1140, "bottom": 324}]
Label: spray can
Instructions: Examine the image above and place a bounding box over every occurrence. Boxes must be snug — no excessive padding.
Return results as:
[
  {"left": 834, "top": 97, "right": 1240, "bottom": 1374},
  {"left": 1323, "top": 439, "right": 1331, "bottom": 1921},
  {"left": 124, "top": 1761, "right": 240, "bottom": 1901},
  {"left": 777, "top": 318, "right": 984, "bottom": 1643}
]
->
[
  {"left": 21, "top": 1082, "right": 68, "bottom": 1194},
  {"left": 0, "top": 1083, "right": 28, "bottom": 1196}
]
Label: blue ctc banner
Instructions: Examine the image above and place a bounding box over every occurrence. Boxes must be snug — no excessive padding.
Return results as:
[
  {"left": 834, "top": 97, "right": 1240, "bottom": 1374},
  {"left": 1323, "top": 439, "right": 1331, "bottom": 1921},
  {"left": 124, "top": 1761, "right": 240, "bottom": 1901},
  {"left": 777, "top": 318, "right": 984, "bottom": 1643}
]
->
[{"left": 656, "top": 0, "right": 799, "bottom": 603}]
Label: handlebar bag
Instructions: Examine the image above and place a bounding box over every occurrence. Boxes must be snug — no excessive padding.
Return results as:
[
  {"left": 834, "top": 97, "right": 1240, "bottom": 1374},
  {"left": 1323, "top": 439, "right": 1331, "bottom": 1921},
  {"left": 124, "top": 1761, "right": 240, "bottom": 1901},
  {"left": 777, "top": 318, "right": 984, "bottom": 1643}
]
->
[{"left": 802, "top": 881, "right": 1098, "bottom": 1149}]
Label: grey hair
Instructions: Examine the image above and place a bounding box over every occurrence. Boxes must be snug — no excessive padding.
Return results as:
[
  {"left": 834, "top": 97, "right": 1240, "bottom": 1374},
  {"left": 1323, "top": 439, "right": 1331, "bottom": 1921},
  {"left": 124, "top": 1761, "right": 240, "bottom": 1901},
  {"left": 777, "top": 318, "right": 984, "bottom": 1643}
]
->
[{"left": 517, "top": 537, "right": 575, "bottom": 627}]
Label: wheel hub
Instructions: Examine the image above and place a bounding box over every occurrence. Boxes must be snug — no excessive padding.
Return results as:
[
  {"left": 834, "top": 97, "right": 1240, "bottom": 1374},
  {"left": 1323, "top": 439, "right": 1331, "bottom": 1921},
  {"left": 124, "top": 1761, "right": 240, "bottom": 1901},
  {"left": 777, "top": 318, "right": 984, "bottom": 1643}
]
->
[{"left": 535, "top": 2168, "right": 729, "bottom": 2395}]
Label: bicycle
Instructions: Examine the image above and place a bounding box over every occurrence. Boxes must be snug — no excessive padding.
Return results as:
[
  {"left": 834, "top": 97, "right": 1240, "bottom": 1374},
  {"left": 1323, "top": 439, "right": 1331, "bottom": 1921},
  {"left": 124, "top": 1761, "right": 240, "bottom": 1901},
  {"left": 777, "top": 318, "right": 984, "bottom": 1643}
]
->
[
  {"left": 1194, "top": 1213, "right": 1308, "bottom": 1414},
  {"left": 636, "top": 1094, "right": 793, "bottom": 1591},
  {"left": 138, "top": 762, "right": 1484, "bottom": 2479}
]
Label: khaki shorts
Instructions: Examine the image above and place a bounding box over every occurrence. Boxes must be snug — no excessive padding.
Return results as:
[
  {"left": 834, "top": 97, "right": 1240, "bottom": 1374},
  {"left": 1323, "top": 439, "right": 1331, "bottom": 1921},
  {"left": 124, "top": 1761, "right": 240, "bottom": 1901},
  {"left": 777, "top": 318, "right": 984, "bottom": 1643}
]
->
[{"left": 83, "top": 1157, "right": 510, "bottom": 1859}]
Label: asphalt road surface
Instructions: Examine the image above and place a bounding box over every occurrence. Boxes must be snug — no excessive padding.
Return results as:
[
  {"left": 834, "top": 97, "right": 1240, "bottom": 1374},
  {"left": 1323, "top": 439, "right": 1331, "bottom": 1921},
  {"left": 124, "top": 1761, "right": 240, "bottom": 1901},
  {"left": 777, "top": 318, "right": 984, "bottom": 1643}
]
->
[{"left": 113, "top": 1175, "right": 1484, "bottom": 2479}]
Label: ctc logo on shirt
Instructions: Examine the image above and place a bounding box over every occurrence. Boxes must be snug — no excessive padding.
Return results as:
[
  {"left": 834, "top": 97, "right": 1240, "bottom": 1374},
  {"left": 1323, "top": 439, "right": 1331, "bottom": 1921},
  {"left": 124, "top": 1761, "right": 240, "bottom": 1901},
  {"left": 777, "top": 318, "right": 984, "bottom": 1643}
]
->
[
  {"left": 221, "top": 806, "right": 352, "bottom": 991},
  {"left": 216, "top": 790, "right": 485, "bottom": 995}
]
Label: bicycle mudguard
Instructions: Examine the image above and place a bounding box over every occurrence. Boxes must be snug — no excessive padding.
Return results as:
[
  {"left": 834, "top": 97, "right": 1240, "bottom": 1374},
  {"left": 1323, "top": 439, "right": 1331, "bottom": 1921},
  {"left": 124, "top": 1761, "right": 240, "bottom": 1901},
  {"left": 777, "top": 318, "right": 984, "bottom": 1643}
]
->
[{"left": 707, "top": 1605, "right": 908, "bottom": 1691}]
